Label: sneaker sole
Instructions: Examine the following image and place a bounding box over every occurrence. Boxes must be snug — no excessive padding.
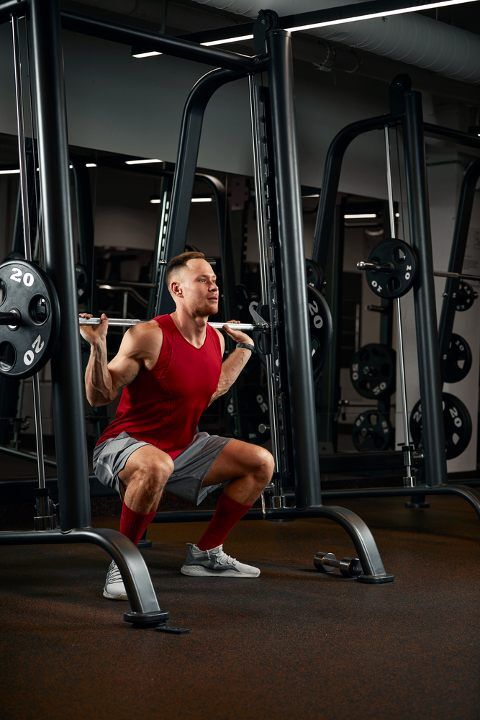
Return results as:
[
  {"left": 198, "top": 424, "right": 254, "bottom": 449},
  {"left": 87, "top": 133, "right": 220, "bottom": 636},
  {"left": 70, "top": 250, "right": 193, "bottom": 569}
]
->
[
  {"left": 180, "top": 565, "right": 260, "bottom": 578},
  {"left": 103, "top": 588, "right": 128, "bottom": 600}
]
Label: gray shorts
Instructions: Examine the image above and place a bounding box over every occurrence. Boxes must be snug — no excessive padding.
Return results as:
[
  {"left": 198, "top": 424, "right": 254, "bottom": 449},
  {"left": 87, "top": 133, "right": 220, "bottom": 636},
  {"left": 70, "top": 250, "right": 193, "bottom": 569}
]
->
[{"left": 92, "top": 431, "right": 231, "bottom": 506}]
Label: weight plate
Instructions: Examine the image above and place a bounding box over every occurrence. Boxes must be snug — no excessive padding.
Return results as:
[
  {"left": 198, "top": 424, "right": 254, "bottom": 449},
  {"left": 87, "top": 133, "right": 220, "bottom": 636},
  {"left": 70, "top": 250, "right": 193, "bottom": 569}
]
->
[
  {"left": 409, "top": 392, "right": 472, "bottom": 460},
  {"left": 454, "top": 281, "right": 476, "bottom": 312},
  {"left": 307, "top": 284, "right": 332, "bottom": 380},
  {"left": 0, "top": 260, "right": 59, "bottom": 379},
  {"left": 226, "top": 385, "right": 270, "bottom": 442},
  {"left": 442, "top": 333, "right": 472, "bottom": 384},
  {"left": 305, "top": 258, "right": 324, "bottom": 290},
  {"left": 352, "top": 410, "right": 393, "bottom": 451},
  {"left": 365, "top": 238, "right": 417, "bottom": 299},
  {"left": 350, "top": 344, "right": 396, "bottom": 399}
]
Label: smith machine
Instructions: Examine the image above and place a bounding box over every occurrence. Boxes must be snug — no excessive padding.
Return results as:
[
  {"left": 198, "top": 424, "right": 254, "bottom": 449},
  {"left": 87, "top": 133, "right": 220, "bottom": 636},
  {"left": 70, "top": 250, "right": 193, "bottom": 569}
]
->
[
  {"left": 0, "top": 3, "right": 393, "bottom": 632},
  {"left": 313, "top": 74, "right": 480, "bottom": 516}
]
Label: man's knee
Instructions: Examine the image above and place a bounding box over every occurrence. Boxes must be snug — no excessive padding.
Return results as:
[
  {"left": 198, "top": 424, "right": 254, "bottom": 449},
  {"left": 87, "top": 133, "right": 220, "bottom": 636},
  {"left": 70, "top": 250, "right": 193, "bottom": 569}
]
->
[
  {"left": 128, "top": 454, "right": 174, "bottom": 496},
  {"left": 247, "top": 446, "right": 275, "bottom": 485}
]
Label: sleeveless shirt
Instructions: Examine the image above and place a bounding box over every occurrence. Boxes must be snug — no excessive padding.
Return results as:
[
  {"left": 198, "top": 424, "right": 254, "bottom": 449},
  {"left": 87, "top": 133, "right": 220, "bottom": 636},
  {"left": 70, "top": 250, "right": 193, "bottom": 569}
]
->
[{"left": 96, "top": 314, "right": 223, "bottom": 459}]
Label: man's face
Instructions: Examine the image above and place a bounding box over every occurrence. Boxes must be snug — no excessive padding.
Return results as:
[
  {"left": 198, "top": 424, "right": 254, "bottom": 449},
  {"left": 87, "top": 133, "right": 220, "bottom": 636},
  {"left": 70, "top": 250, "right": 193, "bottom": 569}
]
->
[{"left": 170, "top": 258, "right": 219, "bottom": 317}]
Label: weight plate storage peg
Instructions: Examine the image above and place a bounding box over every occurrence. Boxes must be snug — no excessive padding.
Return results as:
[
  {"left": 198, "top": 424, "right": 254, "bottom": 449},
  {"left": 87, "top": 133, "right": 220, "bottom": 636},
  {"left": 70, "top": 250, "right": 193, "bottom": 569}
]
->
[
  {"left": 350, "top": 343, "right": 396, "bottom": 399},
  {"left": 442, "top": 333, "right": 472, "bottom": 384},
  {"left": 409, "top": 392, "right": 472, "bottom": 460},
  {"left": 363, "top": 238, "right": 417, "bottom": 299},
  {"left": 0, "top": 260, "right": 59, "bottom": 378},
  {"left": 454, "top": 281, "right": 477, "bottom": 312},
  {"left": 352, "top": 410, "right": 393, "bottom": 451}
]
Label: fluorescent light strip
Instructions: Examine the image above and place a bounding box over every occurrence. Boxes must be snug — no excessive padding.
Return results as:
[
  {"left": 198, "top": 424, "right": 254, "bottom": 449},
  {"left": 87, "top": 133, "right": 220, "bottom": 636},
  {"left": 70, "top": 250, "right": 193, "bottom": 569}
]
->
[
  {"left": 286, "top": 0, "right": 478, "bottom": 32},
  {"left": 0, "top": 168, "right": 20, "bottom": 175},
  {"left": 303, "top": 193, "right": 320, "bottom": 198},
  {"left": 126, "top": 158, "right": 162, "bottom": 165},
  {"left": 150, "top": 197, "right": 212, "bottom": 204},
  {"left": 201, "top": 34, "right": 254, "bottom": 47},
  {"left": 132, "top": 50, "right": 162, "bottom": 58},
  {"left": 201, "top": 0, "right": 476, "bottom": 46},
  {"left": 344, "top": 213, "right": 377, "bottom": 219},
  {"left": 85, "top": 163, "right": 97, "bottom": 168}
]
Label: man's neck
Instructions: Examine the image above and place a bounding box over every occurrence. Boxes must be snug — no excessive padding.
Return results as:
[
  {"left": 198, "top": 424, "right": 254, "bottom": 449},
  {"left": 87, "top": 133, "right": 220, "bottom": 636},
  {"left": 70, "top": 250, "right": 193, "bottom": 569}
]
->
[{"left": 170, "top": 310, "right": 209, "bottom": 347}]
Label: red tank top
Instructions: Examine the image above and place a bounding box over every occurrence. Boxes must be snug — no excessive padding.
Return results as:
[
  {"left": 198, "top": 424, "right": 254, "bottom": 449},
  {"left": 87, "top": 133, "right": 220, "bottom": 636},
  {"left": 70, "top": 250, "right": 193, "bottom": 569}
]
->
[{"left": 96, "top": 314, "right": 223, "bottom": 459}]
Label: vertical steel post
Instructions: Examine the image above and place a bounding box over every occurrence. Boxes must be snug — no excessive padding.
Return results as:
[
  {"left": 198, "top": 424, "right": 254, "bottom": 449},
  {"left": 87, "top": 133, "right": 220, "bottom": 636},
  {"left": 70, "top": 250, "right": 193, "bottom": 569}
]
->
[
  {"left": 30, "top": 0, "right": 91, "bottom": 529},
  {"left": 402, "top": 90, "right": 446, "bottom": 485},
  {"left": 267, "top": 30, "right": 322, "bottom": 507}
]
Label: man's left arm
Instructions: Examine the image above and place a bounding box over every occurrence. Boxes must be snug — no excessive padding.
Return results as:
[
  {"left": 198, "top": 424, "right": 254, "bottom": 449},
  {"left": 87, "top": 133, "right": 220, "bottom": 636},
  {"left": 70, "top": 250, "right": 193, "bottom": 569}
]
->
[{"left": 208, "top": 323, "right": 254, "bottom": 405}]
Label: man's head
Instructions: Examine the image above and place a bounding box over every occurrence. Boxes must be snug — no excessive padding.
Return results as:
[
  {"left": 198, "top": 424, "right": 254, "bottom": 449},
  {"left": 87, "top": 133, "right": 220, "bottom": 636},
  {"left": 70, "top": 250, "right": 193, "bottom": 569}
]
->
[{"left": 166, "top": 251, "right": 219, "bottom": 317}]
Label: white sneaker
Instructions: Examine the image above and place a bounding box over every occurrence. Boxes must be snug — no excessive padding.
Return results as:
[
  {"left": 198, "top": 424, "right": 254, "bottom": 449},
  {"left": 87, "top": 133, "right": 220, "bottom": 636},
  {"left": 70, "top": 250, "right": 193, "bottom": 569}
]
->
[
  {"left": 103, "top": 560, "right": 128, "bottom": 600},
  {"left": 180, "top": 544, "right": 260, "bottom": 578}
]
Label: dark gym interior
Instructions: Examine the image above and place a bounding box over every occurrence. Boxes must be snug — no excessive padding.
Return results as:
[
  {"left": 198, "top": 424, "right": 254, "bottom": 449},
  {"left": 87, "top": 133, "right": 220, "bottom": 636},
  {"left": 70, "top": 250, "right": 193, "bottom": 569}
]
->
[{"left": 1, "top": 1, "right": 480, "bottom": 719}]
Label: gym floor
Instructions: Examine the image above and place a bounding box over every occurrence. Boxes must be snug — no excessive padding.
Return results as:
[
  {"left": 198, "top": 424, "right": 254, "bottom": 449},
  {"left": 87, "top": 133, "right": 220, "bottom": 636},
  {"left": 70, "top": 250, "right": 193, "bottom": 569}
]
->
[{"left": 0, "top": 494, "right": 479, "bottom": 720}]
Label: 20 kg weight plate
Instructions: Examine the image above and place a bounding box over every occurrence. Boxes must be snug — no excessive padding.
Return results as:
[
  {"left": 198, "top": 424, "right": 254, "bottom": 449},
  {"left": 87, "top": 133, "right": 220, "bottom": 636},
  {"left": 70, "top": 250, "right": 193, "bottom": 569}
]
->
[
  {"left": 409, "top": 392, "right": 472, "bottom": 460},
  {"left": 352, "top": 410, "right": 393, "bottom": 451},
  {"left": 307, "top": 284, "right": 332, "bottom": 380},
  {"left": 350, "top": 344, "right": 396, "bottom": 399},
  {"left": 365, "top": 238, "right": 417, "bottom": 299},
  {"left": 442, "top": 333, "right": 472, "bottom": 383},
  {"left": 0, "top": 260, "right": 59, "bottom": 378}
]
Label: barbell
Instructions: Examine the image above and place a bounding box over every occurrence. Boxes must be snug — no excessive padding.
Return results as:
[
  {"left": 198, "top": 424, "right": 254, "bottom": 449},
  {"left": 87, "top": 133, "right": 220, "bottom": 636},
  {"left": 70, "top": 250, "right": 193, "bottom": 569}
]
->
[
  {"left": 0, "top": 258, "right": 332, "bottom": 379},
  {"left": 78, "top": 317, "right": 258, "bottom": 331},
  {"left": 357, "top": 238, "right": 480, "bottom": 300}
]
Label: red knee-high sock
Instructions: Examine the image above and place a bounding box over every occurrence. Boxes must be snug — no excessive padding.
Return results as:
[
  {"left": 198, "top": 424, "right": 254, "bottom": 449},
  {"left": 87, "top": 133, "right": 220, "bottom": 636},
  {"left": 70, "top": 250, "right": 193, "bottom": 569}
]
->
[
  {"left": 119, "top": 503, "right": 156, "bottom": 546},
  {"left": 196, "top": 492, "right": 252, "bottom": 551}
]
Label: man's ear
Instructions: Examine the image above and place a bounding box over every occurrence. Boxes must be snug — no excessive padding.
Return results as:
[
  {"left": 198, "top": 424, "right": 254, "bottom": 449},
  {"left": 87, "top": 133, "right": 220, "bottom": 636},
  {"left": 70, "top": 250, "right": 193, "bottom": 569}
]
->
[{"left": 171, "top": 281, "right": 183, "bottom": 297}]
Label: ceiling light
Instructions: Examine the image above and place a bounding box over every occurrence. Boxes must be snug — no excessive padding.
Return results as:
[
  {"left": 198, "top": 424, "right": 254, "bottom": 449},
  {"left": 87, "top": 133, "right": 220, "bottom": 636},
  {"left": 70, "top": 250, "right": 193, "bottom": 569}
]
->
[
  {"left": 344, "top": 213, "right": 377, "bottom": 219},
  {"left": 150, "top": 196, "right": 212, "bottom": 204},
  {"left": 201, "top": 34, "right": 254, "bottom": 47},
  {"left": 0, "top": 168, "right": 20, "bottom": 175},
  {"left": 132, "top": 50, "right": 163, "bottom": 58},
  {"left": 303, "top": 193, "right": 320, "bottom": 198},
  {"left": 200, "top": 0, "right": 477, "bottom": 46},
  {"left": 85, "top": 163, "right": 97, "bottom": 168},
  {"left": 126, "top": 158, "right": 162, "bottom": 165},
  {"left": 285, "top": 0, "right": 479, "bottom": 33}
]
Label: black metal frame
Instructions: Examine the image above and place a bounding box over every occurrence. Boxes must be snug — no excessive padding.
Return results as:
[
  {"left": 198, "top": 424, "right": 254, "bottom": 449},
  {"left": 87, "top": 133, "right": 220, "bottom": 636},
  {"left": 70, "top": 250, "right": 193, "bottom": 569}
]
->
[
  {"left": 438, "top": 159, "right": 480, "bottom": 370},
  {"left": 311, "top": 75, "right": 480, "bottom": 515}
]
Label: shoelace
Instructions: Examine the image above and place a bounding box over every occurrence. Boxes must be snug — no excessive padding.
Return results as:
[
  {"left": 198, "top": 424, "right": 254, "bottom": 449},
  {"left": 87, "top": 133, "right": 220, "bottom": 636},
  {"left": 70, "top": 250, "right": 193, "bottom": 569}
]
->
[
  {"left": 214, "top": 552, "right": 238, "bottom": 567},
  {"left": 106, "top": 562, "right": 124, "bottom": 585}
]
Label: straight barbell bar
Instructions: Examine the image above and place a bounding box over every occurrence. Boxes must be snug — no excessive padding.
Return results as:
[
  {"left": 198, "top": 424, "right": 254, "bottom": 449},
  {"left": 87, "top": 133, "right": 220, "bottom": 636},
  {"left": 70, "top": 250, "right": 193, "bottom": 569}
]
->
[
  {"left": 357, "top": 261, "right": 480, "bottom": 283},
  {"left": 79, "top": 317, "right": 260, "bottom": 331},
  {"left": 0, "top": 311, "right": 261, "bottom": 332}
]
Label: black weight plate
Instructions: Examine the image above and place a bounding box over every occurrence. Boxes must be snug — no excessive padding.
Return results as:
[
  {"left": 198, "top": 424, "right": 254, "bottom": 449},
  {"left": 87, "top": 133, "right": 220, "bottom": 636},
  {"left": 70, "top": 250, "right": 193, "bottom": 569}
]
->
[
  {"left": 305, "top": 258, "right": 324, "bottom": 290},
  {"left": 350, "top": 344, "right": 396, "bottom": 399},
  {"left": 352, "top": 410, "right": 393, "bottom": 451},
  {"left": 0, "top": 260, "right": 59, "bottom": 379},
  {"left": 226, "top": 385, "right": 270, "bottom": 442},
  {"left": 307, "top": 284, "right": 332, "bottom": 380},
  {"left": 365, "top": 238, "right": 417, "bottom": 299},
  {"left": 409, "top": 392, "right": 472, "bottom": 460},
  {"left": 454, "top": 281, "right": 476, "bottom": 312},
  {"left": 442, "top": 333, "right": 472, "bottom": 383}
]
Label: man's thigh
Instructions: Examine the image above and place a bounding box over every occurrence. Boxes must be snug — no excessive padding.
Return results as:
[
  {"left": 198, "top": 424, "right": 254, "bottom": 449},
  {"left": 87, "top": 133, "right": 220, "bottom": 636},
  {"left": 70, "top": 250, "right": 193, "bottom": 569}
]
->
[
  {"left": 167, "top": 432, "right": 231, "bottom": 505},
  {"left": 201, "top": 438, "right": 270, "bottom": 487}
]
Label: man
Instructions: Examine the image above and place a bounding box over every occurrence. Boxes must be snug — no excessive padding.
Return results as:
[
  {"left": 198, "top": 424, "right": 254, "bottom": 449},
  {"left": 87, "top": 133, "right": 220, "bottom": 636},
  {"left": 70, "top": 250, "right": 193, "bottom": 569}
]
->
[{"left": 80, "top": 251, "right": 274, "bottom": 600}]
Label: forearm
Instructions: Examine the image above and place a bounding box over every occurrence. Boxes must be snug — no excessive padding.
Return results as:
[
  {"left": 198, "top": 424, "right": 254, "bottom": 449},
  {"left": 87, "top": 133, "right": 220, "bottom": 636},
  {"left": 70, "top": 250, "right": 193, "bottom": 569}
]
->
[
  {"left": 85, "top": 340, "right": 116, "bottom": 406},
  {"left": 209, "top": 346, "right": 253, "bottom": 405}
]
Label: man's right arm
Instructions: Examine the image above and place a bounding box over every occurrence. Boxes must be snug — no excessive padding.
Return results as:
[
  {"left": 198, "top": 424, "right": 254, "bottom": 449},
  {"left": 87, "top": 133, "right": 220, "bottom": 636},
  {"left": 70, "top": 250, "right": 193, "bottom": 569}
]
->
[{"left": 80, "top": 315, "right": 160, "bottom": 407}]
